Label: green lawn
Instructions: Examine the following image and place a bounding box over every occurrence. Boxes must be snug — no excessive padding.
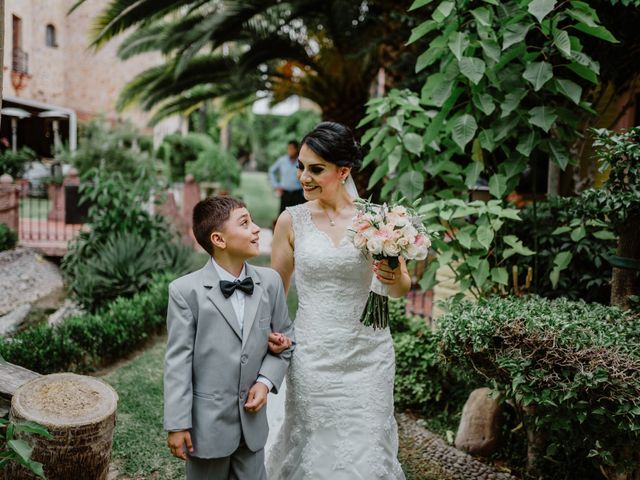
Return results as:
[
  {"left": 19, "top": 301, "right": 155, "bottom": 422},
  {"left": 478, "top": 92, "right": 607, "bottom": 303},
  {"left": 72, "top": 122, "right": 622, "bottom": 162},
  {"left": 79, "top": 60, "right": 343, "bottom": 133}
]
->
[
  {"left": 102, "top": 340, "right": 184, "bottom": 479},
  {"left": 102, "top": 335, "right": 421, "bottom": 480},
  {"left": 233, "top": 171, "right": 279, "bottom": 228}
]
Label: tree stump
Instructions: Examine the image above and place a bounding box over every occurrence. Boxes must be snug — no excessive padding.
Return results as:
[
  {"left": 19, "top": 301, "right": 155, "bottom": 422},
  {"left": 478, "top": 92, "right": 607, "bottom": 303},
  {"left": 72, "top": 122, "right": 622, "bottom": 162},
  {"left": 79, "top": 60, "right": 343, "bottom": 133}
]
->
[{"left": 6, "top": 373, "right": 118, "bottom": 480}]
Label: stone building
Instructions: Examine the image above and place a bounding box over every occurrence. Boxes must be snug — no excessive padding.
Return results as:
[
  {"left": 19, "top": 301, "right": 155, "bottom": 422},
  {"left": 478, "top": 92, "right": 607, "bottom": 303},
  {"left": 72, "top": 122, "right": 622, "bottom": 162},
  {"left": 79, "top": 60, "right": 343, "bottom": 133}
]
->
[{"left": 1, "top": 0, "right": 182, "bottom": 156}]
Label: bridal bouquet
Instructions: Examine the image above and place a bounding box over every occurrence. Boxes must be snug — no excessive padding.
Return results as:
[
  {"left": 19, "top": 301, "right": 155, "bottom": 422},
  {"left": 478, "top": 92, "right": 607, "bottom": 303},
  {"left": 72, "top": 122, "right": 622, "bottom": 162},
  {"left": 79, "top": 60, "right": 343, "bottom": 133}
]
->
[{"left": 348, "top": 199, "right": 430, "bottom": 329}]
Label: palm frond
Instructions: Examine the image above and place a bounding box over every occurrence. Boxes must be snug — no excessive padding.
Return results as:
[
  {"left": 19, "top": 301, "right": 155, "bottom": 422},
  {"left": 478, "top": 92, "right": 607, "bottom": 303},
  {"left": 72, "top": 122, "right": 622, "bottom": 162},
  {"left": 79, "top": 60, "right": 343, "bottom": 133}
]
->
[{"left": 78, "top": 0, "right": 195, "bottom": 48}]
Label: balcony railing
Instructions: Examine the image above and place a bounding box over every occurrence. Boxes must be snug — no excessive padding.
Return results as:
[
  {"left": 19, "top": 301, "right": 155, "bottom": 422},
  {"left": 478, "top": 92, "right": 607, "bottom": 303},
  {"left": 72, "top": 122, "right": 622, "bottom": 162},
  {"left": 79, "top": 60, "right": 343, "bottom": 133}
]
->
[{"left": 12, "top": 47, "right": 29, "bottom": 75}]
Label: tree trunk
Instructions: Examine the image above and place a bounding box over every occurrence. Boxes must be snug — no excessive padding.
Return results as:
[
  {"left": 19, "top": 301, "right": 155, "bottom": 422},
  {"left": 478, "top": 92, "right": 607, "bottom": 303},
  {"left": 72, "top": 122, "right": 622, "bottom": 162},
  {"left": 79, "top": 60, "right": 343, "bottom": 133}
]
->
[
  {"left": 611, "top": 214, "right": 640, "bottom": 309},
  {"left": 7, "top": 373, "right": 118, "bottom": 480},
  {"left": 523, "top": 403, "right": 546, "bottom": 479}
]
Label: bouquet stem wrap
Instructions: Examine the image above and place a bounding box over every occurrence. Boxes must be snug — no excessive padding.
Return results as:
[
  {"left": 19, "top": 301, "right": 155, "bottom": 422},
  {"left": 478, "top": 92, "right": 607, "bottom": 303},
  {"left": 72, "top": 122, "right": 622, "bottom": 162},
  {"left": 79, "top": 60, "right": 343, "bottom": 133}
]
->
[{"left": 360, "top": 256, "right": 399, "bottom": 329}]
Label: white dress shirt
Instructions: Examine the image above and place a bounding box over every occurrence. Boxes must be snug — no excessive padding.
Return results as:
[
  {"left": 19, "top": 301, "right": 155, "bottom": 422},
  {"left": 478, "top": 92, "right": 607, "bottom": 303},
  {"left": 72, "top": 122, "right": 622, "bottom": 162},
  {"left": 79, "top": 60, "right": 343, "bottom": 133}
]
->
[{"left": 211, "top": 258, "right": 273, "bottom": 392}]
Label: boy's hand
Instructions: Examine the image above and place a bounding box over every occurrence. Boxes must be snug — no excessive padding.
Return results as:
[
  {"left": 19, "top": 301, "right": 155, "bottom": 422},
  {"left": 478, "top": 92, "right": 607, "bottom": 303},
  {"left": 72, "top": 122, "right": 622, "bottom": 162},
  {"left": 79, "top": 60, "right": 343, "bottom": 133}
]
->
[
  {"left": 268, "top": 332, "right": 292, "bottom": 354},
  {"left": 244, "top": 382, "right": 269, "bottom": 413},
  {"left": 167, "top": 430, "right": 193, "bottom": 460}
]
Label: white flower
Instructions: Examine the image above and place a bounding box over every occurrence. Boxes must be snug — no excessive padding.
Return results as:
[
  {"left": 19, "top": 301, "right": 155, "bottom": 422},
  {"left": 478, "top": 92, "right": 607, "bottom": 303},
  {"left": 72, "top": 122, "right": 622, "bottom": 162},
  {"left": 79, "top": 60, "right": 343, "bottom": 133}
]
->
[
  {"left": 391, "top": 205, "right": 408, "bottom": 216},
  {"left": 400, "top": 224, "right": 418, "bottom": 240},
  {"left": 382, "top": 240, "right": 401, "bottom": 257},
  {"left": 367, "top": 237, "right": 384, "bottom": 255}
]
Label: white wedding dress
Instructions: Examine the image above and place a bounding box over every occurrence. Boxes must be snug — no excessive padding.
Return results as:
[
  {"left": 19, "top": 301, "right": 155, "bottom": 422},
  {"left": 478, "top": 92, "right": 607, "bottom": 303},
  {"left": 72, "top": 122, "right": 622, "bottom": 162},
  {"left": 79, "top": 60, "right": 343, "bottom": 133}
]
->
[{"left": 266, "top": 203, "right": 405, "bottom": 480}]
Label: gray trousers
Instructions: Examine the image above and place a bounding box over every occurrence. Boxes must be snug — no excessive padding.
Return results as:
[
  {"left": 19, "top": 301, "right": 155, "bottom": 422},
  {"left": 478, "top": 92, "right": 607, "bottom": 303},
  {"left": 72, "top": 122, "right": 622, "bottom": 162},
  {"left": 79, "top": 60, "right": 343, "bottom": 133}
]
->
[{"left": 186, "top": 443, "right": 266, "bottom": 480}]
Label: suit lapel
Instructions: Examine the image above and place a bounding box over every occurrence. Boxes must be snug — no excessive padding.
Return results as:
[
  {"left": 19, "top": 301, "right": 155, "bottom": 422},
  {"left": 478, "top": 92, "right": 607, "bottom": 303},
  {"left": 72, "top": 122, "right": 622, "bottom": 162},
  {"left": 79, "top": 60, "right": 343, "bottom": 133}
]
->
[
  {"left": 201, "top": 260, "right": 242, "bottom": 341},
  {"left": 242, "top": 264, "right": 263, "bottom": 347}
]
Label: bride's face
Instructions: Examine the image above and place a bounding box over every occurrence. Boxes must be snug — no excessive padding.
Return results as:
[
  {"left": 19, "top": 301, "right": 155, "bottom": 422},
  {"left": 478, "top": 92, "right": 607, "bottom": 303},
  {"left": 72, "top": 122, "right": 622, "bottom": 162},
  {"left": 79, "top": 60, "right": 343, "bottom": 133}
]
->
[{"left": 297, "top": 144, "right": 350, "bottom": 201}]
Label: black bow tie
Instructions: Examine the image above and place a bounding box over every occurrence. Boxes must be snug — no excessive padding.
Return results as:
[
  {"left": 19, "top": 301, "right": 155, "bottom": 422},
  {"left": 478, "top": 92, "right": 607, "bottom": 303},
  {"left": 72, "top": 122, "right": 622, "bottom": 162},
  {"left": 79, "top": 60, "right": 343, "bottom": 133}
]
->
[{"left": 220, "top": 277, "right": 254, "bottom": 298}]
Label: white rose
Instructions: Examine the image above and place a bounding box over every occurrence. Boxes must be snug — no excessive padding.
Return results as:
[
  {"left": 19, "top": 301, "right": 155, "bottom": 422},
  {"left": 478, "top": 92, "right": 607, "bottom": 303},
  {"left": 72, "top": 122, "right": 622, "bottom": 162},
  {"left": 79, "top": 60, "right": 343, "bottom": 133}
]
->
[
  {"left": 400, "top": 224, "right": 418, "bottom": 240},
  {"left": 367, "top": 237, "right": 384, "bottom": 255},
  {"left": 391, "top": 205, "right": 407, "bottom": 216},
  {"left": 383, "top": 240, "right": 401, "bottom": 257}
]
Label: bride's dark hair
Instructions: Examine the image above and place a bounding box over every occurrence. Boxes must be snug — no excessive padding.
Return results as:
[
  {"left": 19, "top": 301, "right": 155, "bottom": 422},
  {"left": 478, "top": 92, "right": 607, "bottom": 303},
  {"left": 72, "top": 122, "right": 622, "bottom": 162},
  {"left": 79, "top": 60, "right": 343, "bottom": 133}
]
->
[{"left": 301, "top": 121, "right": 363, "bottom": 169}]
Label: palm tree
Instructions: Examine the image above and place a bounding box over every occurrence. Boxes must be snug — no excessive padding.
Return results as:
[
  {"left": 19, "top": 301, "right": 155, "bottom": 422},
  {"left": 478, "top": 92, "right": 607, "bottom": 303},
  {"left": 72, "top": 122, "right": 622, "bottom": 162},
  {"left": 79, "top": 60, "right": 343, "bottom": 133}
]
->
[{"left": 70, "top": 0, "right": 412, "bottom": 132}]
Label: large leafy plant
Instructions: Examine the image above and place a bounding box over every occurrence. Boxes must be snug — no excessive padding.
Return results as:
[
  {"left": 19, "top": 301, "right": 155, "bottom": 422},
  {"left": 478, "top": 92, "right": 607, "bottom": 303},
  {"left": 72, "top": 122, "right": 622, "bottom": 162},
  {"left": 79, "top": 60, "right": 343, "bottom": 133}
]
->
[
  {"left": 361, "top": 0, "right": 617, "bottom": 201},
  {"left": 61, "top": 169, "right": 172, "bottom": 295},
  {"left": 419, "top": 199, "right": 533, "bottom": 297}
]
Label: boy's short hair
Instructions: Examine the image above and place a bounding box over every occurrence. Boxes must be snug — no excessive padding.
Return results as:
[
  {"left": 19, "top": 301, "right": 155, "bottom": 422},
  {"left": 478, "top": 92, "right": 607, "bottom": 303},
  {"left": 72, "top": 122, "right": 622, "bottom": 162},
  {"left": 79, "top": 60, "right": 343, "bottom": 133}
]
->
[{"left": 192, "top": 196, "right": 246, "bottom": 254}]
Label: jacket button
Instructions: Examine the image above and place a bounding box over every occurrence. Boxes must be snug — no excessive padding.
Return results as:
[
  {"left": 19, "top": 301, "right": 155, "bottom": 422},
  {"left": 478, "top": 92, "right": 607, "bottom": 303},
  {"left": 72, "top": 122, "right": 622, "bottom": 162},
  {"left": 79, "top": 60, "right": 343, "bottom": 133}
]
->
[{"left": 241, "top": 354, "right": 248, "bottom": 364}]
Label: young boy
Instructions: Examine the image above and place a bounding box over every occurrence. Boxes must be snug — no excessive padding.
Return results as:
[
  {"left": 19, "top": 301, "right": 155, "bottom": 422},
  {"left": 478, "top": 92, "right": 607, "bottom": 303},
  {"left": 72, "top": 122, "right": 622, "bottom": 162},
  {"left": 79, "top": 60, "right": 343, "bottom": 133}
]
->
[{"left": 164, "top": 196, "right": 294, "bottom": 480}]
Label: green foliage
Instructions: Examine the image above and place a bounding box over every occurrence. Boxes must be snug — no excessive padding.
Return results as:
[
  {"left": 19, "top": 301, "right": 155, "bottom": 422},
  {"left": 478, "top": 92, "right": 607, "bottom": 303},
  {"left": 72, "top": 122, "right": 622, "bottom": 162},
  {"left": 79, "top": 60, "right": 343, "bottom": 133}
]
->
[
  {"left": 0, "top": 224, "right": 18, "bottom": 252},
  {"left": 418, "top": 199, "right": 532, "bottom": 298},
  {"left": 0, "top": 418, "right": 52, "bottom": 478},
  {"left": 0, "top": 274, "right": 173, "bottom": 374},
  {"left": 186, "top": 142, "right": 241, "bottom": 190},
  {"left": 500, "top": 195, "right": 616, "bottom": 302},
  {"left": 156, "top": 132, "right": 214, "bottom": 183},
  {"left": 62, "top": 169, "right": 171, "bottom": 292},
  {"left": 58, "top": 119, "right": 155, "bottom": 180},
  {"left": 68, "top": 232, "right": 196, "bottom": 312},
  {"left": 439, "top": 295, "right": 640, "bottom": 477},
  {"left": 584, "top": 127, "right": 640, "bottom": 230},
  {"left": 249, "top": 110, "right": 322, "bottom": 171},
  {"left": 0, "top": 147, "right": 38, "bottom": 178},
  {"left": 361, "top": 0, "right": 617, "bottom": 202}
]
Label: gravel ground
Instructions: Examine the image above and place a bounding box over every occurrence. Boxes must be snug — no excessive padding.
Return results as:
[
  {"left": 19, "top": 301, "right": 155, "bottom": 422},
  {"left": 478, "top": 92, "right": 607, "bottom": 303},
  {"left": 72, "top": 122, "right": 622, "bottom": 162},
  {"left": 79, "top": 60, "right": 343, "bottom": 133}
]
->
[{"left": 397, "top": 412, "right": 518, "bottom": 480}]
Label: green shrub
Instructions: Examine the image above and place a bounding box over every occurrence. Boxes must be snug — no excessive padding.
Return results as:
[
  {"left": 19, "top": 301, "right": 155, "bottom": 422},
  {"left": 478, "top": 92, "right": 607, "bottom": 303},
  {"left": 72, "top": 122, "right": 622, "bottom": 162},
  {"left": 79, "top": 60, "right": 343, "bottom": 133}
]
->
[
  {"left": 0, "top": 273, "right": 172, "bottom": 374},
  {"left": 500, "top": 195, "right": 616, "bottom": 303},
  {"left": 62, "top": 170, "right": 172, "bottom": 300},
  {"left": 0, "top": 224, "right": 18, "bottom": 252},
  {"left": 390, "top": 298, "right": 476, "bottom": 417},
  {"left": 186, "top": 143, "right": 241, "bottom": 190},
  {"left": 0, "top": 147, "right": 37, "bottom": 178},
  {"left": 156, "top": 132, "right": 212, "bottom": 182},
  {"left": 438, "top": 296, "right": 640, "bottom": 478},
  {"left": 57, "top": 118, "right": 155, "bottom": 180},
  {"left": 69, "top": 232, "right": 198, "bottom": 312}
]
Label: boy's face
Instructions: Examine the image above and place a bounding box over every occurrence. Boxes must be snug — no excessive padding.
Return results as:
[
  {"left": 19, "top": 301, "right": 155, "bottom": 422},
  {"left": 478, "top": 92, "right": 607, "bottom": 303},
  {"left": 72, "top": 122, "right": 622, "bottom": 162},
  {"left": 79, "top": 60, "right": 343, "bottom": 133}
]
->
[{"left": 212, "top": 207, "right": 261, "bottom": 259}]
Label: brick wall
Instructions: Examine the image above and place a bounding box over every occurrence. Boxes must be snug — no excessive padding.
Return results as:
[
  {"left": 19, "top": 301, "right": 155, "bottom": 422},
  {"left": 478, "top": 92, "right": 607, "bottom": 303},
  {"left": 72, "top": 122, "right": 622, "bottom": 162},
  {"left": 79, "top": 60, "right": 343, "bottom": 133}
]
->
[{"left": 2, "top": 0, "right": 167, "bottom": 131}]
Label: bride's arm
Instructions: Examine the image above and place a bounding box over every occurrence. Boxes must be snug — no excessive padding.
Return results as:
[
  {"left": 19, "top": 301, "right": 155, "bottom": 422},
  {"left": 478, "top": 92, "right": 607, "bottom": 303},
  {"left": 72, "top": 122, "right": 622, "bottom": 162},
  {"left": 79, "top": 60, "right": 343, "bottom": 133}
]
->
[{"left": 271, "top": 211, "right": 295, "bottom": 294}]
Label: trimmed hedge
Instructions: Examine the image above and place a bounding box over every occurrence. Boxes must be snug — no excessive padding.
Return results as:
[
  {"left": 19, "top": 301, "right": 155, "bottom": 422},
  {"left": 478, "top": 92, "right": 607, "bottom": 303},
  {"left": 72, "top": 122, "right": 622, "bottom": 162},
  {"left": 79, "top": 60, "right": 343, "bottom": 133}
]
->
[
  {"left": 0, "top": 273, "right": 173, "bottom": 374},
  {"left": 0, "top": 224, "right": 18, "bottom": 252},
  {"left": 438, "top": 295, "right": 640, "bottom": 478},
  {"left": 391, "top": 299, "right": 477, "bottom": 417}
]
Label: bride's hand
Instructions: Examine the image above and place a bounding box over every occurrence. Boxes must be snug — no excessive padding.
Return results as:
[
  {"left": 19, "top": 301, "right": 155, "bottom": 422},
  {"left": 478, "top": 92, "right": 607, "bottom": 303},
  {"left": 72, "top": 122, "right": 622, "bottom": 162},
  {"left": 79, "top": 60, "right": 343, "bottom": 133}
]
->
[
  {"left": 373, "top": 259, "right": 402, "bottom": 285},
  {"left": 374, "top": 258, "right": 411, "bottom": 297}
]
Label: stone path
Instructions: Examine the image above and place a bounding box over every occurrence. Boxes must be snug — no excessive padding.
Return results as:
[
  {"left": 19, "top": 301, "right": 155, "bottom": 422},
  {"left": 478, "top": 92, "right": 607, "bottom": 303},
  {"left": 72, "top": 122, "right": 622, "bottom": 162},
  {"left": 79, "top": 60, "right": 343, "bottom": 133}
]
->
[{"left": 397, "top": 413, "right": 517, "bottom": 480}]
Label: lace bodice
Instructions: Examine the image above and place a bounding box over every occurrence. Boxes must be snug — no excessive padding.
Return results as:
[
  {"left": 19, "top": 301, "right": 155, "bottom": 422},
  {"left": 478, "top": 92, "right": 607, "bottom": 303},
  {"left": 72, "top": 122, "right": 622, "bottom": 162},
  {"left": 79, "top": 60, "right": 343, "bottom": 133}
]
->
[
  {"left": 289, "top": 203, "right": 374, "bottom": 332},
  {"left": 265, "top": 203, "right": 405, "bottom": 480}
]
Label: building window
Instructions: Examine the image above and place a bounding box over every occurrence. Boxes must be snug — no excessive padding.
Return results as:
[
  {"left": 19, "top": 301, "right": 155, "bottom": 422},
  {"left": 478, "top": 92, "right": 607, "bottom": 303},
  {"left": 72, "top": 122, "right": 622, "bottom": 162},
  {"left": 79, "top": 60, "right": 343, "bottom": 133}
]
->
[{"left": 46, "top": 24, "right": 58, "bottom": 48}]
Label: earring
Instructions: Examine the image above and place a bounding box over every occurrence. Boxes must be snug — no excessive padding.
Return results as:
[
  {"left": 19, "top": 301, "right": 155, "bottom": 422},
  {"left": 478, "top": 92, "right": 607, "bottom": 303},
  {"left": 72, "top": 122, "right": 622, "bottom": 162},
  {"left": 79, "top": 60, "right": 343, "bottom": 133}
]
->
[{"left": 341, "top": 178, "right": 346, "bottom": 185}]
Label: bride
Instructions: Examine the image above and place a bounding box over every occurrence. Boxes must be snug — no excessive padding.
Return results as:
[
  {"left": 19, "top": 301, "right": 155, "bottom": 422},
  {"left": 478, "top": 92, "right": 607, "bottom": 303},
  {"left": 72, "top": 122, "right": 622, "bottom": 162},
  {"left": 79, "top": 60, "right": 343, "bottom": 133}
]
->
[{"left": 266, "top": 122, "right": 409, "bottom": 479}]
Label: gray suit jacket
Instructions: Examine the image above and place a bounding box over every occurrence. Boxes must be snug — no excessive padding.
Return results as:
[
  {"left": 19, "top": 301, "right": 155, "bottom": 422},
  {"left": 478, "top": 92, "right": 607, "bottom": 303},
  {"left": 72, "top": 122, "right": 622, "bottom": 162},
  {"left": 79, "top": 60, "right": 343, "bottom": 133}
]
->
[{"left": 163, "top": 260, "right": 294, "bottom": 458}]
